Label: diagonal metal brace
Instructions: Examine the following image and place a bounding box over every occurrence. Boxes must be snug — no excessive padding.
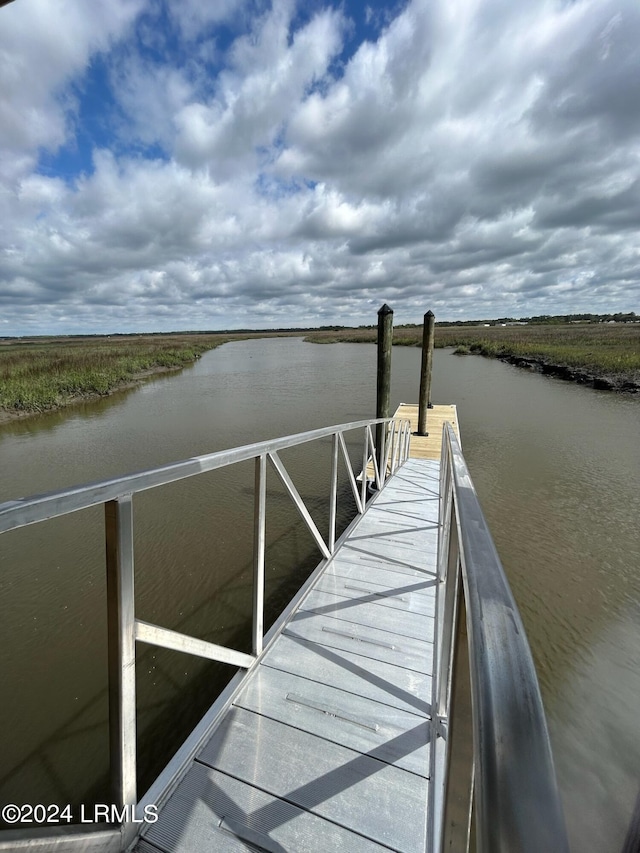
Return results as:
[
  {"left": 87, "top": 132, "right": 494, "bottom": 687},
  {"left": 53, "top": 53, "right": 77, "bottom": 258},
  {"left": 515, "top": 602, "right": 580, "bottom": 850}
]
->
[{"left": 268, "top": 451, "right": 332, "bottom": 560}]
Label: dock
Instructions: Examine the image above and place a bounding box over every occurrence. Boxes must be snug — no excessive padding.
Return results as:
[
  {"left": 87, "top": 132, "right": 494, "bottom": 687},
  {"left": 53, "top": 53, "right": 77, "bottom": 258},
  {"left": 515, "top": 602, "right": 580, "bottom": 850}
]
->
[
  {"left": 394, "top": 404, "right": 459, "bottom": 459},
  {"left": 135, "top": 406, "right": 438, "bottom": 852},
  {"left": 137, "top": 461, "right": 441, "bottom": 853},
  {"left": 0, "top": 405, "right": 568, "bottom": 853},
  {"left": 363, "top": 405, "right": 459, "bottom": 484}
]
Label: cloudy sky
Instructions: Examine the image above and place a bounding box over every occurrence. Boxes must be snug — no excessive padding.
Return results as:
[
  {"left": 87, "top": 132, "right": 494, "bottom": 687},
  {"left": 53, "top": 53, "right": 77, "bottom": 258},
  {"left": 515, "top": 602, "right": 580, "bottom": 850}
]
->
[{"left": 1, "top": 0, "right": 639, "bottom": 335}]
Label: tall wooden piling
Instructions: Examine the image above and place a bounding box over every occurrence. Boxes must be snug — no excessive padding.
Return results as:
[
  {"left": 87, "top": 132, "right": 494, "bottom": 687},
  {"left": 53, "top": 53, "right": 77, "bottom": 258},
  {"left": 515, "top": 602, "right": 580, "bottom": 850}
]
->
[
  {"left": 376, "top": 304, "right": 394, "bottom": 474},
  {"left": 417, "top": 310, "right": 435, "bottom": 436}
]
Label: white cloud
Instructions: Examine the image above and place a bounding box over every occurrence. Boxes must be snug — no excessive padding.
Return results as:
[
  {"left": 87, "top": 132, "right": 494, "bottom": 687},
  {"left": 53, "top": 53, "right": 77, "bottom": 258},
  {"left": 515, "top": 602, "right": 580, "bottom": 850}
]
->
[
  {"left": 174, "top": 3, "right": 345, "bottom": 175},
  {"left": 1, "top": 0, "right": 640, "bottom": 335},
  {"left": 0, "top": 0, "right": 143, "bottom": 181}
]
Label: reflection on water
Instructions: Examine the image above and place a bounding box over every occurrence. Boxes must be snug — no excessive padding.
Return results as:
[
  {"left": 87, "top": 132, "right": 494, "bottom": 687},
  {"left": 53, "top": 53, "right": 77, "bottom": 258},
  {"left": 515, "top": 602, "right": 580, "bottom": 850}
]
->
[
  {"left": 553, "top": 609, "right": 640, "bottom": 850},
  {"left": 1, "top": 338, "right": 639, "bottom": 849},
  {"left": 425, "top": 350, "right": 640, "bottom": 853}
]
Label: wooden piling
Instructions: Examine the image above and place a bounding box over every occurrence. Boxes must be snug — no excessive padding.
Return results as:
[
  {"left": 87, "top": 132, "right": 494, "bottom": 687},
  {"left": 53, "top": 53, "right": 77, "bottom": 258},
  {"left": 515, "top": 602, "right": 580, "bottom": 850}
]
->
[
  {"left": 417, "top": 310, "right": 435, "bottom": 436},
  {"left": 376, "top": 304, "right": 393, "bottom": 474}
]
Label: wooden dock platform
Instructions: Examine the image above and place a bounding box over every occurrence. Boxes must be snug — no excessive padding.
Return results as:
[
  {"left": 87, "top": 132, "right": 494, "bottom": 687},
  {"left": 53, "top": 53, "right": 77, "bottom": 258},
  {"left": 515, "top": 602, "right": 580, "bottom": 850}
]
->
[
  {"left": 136, "top": 457, "right": 441, "bottom": 853},
  {"left": 363, "top": 404, "right": 459, "bottom": 484},
  {"left": 396, "top": 403, "right": 459, "bottom": 460}
]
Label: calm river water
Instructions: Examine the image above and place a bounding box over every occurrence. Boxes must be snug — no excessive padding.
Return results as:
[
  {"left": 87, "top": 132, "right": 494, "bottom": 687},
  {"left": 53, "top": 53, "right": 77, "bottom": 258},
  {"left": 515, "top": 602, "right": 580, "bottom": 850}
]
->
[{"left": 1, "top": 337, "right": 639, "bottom": 850}]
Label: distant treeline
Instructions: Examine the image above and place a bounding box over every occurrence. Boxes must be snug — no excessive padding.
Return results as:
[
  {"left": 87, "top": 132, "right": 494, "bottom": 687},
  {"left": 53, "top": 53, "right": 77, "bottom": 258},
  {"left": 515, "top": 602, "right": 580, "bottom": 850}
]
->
[
  {"left": 2, "top": 314, "right": 637, "bottom": 345},
  {"left": 195, "top": 312, "right": 639, "bottom": 331},
  {"left": 433, "top": 312, "right": 638, "bottom": 327},
  {"left": 1, "top": 326, "right": 346, "bottom": 343}
]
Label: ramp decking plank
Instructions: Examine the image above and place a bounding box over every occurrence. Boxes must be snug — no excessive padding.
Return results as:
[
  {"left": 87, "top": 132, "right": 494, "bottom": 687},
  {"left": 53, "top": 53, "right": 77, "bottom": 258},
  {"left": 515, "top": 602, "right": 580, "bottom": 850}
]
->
[{"left": 137, "top": 457, "right": 440, "bottom": 853}]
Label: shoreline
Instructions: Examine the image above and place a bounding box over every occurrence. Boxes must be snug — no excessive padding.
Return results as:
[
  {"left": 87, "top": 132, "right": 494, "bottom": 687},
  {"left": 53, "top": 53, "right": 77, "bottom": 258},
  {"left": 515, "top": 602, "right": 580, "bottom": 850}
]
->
[
  {"left": 3, "top": 334, "right": 638, "bottom": 428},
  {"left": 304, "top": 334, "right": 640, "bottom": 395},
  {"left": 0, "top": 363, "right": 185, "bottom": 426},
  {"left": 494, "top": 352, "right": 640, "bottom": 393}
]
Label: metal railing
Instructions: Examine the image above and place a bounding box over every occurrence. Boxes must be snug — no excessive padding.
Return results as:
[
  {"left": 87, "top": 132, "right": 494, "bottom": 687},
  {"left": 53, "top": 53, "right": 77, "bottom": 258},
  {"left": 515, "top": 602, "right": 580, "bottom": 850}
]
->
[
  {"left": 0, "top": 416, "right": 411, "bottom": 851},
  {"left": 429, "top": 423, "right": 569, "bottom": 852}
]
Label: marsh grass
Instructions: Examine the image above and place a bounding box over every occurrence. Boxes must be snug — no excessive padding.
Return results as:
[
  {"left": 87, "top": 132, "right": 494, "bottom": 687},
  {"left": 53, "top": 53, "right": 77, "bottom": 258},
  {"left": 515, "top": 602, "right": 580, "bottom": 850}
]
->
[
  {"left": 0, "top": 335, "right": 229, "bottom": 413},
  {"left": 435, "top": 324, "right": 640, "bottom": 376},
  {"left": 306, "top": 323, "right": 640, "bottom": 381},
  {"left": 3, "top": 324, "right": 638, "bottom": 416}
]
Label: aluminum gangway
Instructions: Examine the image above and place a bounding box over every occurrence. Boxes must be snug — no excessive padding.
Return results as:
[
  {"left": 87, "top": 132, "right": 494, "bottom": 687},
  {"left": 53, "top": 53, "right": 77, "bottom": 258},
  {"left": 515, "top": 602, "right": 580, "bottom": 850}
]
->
[{"left": 0, "top": 410, "right": 568, "bottom": 853}]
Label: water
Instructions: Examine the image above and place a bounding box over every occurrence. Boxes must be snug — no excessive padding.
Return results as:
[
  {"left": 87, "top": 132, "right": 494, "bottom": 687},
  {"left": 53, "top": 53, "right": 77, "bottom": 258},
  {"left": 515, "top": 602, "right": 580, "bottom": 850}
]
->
[{"left": 1, "top": 337, "right": 639, "bottom": 850}]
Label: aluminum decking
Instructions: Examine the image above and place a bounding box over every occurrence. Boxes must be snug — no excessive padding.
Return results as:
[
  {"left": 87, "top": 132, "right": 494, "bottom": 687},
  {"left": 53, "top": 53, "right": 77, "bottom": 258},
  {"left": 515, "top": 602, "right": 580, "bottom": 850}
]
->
[{"left": 136, "top": 458, "right": 440, "bottom": 853}]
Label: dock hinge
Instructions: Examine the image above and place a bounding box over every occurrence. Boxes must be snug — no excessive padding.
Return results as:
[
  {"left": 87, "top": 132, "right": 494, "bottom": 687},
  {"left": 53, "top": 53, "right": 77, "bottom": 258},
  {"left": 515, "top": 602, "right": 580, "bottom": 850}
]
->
[{"left": 435, "top": 715, "right": 448, "bottom": 740}]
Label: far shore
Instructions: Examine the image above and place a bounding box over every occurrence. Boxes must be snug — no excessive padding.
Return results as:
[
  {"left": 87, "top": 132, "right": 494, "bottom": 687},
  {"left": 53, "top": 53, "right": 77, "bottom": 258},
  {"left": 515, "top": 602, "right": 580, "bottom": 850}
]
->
[
  {"left": 304, "top": 323, "right": 640, "bottom": 394},
  {"left": 2, "top": 323, "right": 638, "bottom": 427},
  {"left": 0, "top": 331, "right": 295, "bottom": 424},
  {"left": 453, "top": 348, "right": 640, "bottom": 393},
  {"left": 0, "top": 362, "right": 185, "bottom": 425},
  {"left": 0, "top": 334, "right": 243, "bottom": 424}
]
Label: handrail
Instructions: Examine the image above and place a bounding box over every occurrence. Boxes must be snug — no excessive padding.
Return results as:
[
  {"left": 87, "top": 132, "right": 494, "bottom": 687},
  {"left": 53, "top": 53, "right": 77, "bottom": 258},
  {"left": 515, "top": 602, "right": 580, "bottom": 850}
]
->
[
  {"left": 431, "top": 423, "right": 569, "bottom": 852},
  {"left": 0, "top": 416, "right": 404, "bottom": 533},
  {"left": 0, "top": 416, "right": 410, "bottom": 851}
]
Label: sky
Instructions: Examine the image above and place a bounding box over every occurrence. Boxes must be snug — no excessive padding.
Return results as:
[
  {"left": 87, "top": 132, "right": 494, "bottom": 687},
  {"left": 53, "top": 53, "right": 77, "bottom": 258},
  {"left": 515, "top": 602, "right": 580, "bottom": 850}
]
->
[{"left": 1, "top": 0, "right": 639, "bottom": 335}]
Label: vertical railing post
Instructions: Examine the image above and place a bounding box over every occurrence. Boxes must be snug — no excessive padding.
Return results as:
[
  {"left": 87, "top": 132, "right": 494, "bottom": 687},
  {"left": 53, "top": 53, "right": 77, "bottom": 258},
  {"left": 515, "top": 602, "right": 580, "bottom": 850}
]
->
[
  {"left": 368, "top": 425, "right": 382, "bottom": 491},
  {"left": 329, "top": 433, "right": 339, "bottom": 552},
  {"left": 361, "top": 426, "right": 369, "bottom": 508},
  {"left": 393, "top": 420, "right": 401, "bottom": 473},
  {"left": 376, "top": 304, "right": 393, "bottom": 475},
  {"left": 437, "top": 427, "right": 454, "bottom": 581},
  {"left": 440, "top": 590, "right": 475, "bottom": 853},
  {"left": 105, "top": 496, "right": 137, "bottom": 813},
  {"left": 437, "top": 503, "right": 460, "bottom": 719},
  {"left": 380, "top": 421, "right": 394, "bottom": 477},
  {"left": 401, "top": 420, "right": 409, "bottom": 462},
  {"left": 404, "top": 419, "right": 412, "bottom": 460},
  {"left": 417, "top": 310, "right": 435, "bottom": 436},
  {"left": 389, "top": 420, "right": 398, "bottom": 476},
  {"left": 253, "top": 454, "right": 267, "bottom": 656},
  {"left": 380, "top": 421, "right": 390, "bottom": 482},
  {"left": 432, "top": 439, "right": 475, "bottom": 853},
  {"left": 430, "top": 438, "right": 459, "bottom": 853},
  {"left": 394, "top": 421, "right": 403, "bottom": 471}
]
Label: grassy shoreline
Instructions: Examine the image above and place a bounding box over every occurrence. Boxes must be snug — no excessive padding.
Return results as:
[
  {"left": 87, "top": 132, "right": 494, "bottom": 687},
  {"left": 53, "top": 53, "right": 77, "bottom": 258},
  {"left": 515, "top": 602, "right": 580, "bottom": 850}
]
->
[
  {"left": 305, "top": 323, "right": 640, "bottom": 392},
  {"left": 0, "top": 334, "right": 234, "bottom": 421},
  {"left": 2, "top": 324, "right": 637, "bottom": 423}
]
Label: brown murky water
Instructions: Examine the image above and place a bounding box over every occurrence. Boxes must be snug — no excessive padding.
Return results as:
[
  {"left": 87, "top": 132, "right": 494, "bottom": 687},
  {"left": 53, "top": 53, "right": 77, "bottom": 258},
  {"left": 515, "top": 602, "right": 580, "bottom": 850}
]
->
[{"left": 1, "top": 337, "right": 638, "bottom": 850}]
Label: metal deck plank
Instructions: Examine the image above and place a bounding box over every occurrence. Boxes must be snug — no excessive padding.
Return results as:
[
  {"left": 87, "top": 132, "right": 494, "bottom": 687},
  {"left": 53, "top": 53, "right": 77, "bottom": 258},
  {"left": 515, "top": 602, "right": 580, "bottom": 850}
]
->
[
  {"left": 372, "top": 488, "right": 438, "bottom": 505},
  {"left": 315, "top": 573, "right": 436, "bottom": 615},
  {"left": 340, "top": 541, "right": 436, "bottom": 575},
  {"left": 198, "top": 707, "right": 428, "bottom": 853},
  {"left": 328, "top": 559, "right": 437, "bottom": 591},
  {"left": 138, "top": 457, "right": 440, "bottom": 853},
  {"left": 294, "top": 589, "right": 434, "bottom": 644},
  {"left": 355, "top": 504, "right": 438, "bottom": 529},
  {"left": 235, "top": 666, "right": 430, "bottom": 776},
  {"left": 345, "top": 532, "right": 438, "bottom": 561},
  {"left": 368, "top": 499, "right": 439, "bottom": 522},
  {"left": 343, "top": 530, "right": 434, "bottom": 559},
  {"left": 285, "top": 612, "right": 433, "bottom": 673},
  {"left": 262, "top": 634, "right": 431, "bottom": 718},
  {"left": 331, "top": 551, "right": 435, "bottom": 579},
  {"left": 140, "top": 762, "right": 394, "bottom": 853},
  {"left": 351, "top": 494, "right": 437, "bottom": 524},
  {"left": 377, "top": 479, "right": 429, "bottom": 498}
]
